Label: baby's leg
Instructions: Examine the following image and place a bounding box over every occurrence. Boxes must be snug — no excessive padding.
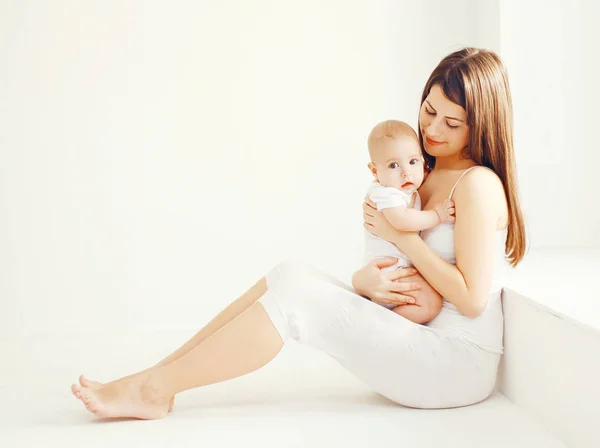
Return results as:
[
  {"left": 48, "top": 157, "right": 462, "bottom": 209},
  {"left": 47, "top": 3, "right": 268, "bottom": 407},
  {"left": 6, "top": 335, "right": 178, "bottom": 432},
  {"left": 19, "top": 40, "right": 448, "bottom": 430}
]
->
[
  {"left": 378, "top": 262, "right": 442, "bottom": 322},
  {"left": 391, "top": 279, "right": 443, "bottom": 324},
  {"left": 391, "top": 303, "right": 439, "bottom": 324}
]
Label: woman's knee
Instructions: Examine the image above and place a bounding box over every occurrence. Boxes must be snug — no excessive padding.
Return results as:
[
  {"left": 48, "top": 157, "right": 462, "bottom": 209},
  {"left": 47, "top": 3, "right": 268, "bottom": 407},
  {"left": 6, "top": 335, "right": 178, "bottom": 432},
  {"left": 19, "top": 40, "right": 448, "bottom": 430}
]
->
[
  {"left": 270, "top": 259, "right": 354, "bottom": 297},
  {"left": 273, "top": 259, "right": 307, "bottom": 279},
  {"left": 268, "top": 259, "right": 311, "bottom": 291},
  {"left": 274, "top": 259, "right": 326, "bottom": 281},
  {"left": 274, "top": 259, "right": 301, "bottom": 271}
]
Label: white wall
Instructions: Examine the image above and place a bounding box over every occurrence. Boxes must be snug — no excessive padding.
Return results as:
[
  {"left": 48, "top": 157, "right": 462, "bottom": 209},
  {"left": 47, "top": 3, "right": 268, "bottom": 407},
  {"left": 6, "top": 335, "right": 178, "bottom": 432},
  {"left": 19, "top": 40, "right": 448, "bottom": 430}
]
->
[
  {"left": 581, "top": 0, "right": 600, "bottom": 235},
  {"left": 2, "top": 0, "right": 593, "bottom": 337},
  {"left": 0, "top": 0, "right": 487, "bottom": 336},
  {"left": 499, "top": 0, "right": 600, "bottom": 249}
]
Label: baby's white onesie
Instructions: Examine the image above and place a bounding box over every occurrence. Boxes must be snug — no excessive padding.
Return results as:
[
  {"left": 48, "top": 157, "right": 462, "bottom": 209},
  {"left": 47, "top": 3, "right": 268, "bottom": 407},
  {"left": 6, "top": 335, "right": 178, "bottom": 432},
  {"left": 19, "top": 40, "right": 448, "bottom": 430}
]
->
[{"left": 363, "top": 181, "right": 422, "bottom": 309}]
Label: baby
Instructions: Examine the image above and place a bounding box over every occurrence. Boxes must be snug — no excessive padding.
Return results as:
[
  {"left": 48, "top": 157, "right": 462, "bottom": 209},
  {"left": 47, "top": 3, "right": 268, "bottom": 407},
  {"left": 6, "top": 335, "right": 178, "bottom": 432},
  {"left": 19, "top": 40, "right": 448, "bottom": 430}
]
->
[{"left": 363, "top": 120, "right": 453, "bottom": 324}]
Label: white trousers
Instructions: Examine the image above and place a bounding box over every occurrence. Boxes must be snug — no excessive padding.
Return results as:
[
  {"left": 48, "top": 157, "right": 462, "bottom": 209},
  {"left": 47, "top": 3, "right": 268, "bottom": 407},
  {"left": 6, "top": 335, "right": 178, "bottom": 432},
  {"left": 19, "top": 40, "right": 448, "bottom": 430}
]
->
[{"left": 257, "top": 260, "right": 501, "bottom": 409}]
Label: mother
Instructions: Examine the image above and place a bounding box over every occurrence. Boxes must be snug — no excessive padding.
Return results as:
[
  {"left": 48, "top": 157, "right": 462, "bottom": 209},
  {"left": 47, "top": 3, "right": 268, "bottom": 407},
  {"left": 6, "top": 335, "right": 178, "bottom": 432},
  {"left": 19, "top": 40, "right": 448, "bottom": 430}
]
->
[{"left": 71, "top": 47, "right": 526, "bottom": 419}]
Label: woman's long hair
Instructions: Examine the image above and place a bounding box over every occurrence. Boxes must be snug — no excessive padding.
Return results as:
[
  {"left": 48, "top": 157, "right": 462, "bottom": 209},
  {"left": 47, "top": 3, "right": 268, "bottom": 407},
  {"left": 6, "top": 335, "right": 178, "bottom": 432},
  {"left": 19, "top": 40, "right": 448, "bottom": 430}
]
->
[{"left": 419, "top": 48, "right": 526, "bottom": 266}]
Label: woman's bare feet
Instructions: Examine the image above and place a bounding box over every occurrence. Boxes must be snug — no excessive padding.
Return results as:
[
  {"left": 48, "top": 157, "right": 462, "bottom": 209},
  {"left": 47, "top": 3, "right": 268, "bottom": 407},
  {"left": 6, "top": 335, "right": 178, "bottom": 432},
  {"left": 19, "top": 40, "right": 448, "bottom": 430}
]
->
[
  {"left": 72, "top": 373, "right": 171, "bottom": 420},
  {"left": 79, "top": 374, "right": 175, "bottom": 413}
]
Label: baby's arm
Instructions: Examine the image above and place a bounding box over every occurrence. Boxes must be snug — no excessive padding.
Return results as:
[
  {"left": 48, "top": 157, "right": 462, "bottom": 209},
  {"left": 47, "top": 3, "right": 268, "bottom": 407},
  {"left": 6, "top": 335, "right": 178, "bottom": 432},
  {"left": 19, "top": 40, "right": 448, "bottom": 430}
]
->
[
  {"left": 382, "top": 207, "right": 440, "bottom": 231},
  {"left": 382, "top": 199, "right": 454, "bottom": 232}
]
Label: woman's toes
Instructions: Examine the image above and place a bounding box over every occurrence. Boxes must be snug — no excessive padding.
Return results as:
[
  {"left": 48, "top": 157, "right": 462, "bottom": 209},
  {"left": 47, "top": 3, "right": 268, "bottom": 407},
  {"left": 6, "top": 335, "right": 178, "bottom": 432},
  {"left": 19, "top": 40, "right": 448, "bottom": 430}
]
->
[
  {"left": 88, "top": 402, "right": 101, "bottom": 414},
  {"left": 80, "top": 389, "right": 102, "bottom": 415},
  {"left": 71, "top": 384, "right": 83, "bottom": 400},
  {"left": 73, "top": 375, "right": 170, "bottom": 420},
  {"left": 85, "top": 404, "right": 98, "bottom": 416},
  {"left": 79, "top": 374, "right": 102, "bottom": 389}
]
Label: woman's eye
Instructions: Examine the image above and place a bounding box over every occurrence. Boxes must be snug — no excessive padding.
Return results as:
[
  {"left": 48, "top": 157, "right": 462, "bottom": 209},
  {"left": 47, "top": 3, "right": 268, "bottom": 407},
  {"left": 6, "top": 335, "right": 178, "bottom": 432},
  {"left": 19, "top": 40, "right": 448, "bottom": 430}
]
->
[
  {"left": 425, "top": 107, "right": 435, "bottom": 115},
  {"left": 389, "top": 162, "right": 398, "bottom": 169},
  {"left": 446, "top": 122, "right": 459, "bottom": 129}
]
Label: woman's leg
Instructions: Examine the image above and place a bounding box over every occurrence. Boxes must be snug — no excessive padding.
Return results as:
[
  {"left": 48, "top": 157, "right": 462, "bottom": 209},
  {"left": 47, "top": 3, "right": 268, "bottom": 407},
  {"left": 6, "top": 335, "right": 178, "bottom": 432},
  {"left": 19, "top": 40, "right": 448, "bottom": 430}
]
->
[
  {"left": 71, "top": 259, "right": 370, "bottom": 419},
  {"left": 151, "top": 277, "right": 270, "bottom": 368},
  {"left": 71, "top": 298, "right": 284, "bottom": 420},
  {"left": 80, "top": 277, "right": 268, "bottom": 386},
  {"left": 72, "top": 259, "right": 494, "bottom": 419},
  {"left": 79, "top": 276, "right": 270, "bottom": 413}
]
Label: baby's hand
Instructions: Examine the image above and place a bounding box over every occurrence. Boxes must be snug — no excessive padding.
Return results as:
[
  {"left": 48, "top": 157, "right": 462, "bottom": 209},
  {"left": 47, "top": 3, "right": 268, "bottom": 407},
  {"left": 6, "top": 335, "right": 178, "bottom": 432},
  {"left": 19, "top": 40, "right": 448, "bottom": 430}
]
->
[{"left": 434, "top": 199, "right": 455, "bottom": 223}]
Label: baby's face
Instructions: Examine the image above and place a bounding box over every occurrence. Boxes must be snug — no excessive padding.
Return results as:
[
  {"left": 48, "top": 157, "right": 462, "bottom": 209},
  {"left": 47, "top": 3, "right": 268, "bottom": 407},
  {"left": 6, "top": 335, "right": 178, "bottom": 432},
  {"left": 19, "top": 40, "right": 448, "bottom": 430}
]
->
[{"left": 369, "top": 135, "right": 425, "bottom": 193}]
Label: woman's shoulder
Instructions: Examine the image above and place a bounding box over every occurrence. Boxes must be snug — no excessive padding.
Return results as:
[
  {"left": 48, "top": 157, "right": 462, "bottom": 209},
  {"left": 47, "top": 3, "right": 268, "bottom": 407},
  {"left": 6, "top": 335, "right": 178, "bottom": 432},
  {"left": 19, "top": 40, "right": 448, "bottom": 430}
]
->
[
  {"left": 458, "top": 165, "right": 504, "bottom": 193},
  {"left": 454, "top": 166, "right": 507, "bottom": 214}
]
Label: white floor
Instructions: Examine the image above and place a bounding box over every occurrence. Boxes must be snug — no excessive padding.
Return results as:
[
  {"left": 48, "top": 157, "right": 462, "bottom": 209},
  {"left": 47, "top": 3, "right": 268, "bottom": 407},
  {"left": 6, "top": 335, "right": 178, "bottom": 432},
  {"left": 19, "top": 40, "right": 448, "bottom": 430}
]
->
[{"left": 2, "top": 330, "right": 566, "bottom": 447}]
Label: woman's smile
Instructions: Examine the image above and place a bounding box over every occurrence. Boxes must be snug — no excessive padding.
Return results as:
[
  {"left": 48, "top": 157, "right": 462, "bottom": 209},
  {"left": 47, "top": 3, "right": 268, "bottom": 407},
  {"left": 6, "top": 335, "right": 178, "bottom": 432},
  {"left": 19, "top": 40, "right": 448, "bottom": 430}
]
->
[{"left": 425, "top": 136, "right": 444, "bottom": 146}]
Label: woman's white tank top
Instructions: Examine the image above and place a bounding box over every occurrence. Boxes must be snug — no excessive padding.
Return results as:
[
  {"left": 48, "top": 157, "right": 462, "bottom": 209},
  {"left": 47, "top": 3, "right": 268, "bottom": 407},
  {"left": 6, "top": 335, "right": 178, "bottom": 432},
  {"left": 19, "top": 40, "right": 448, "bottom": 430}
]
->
[{"left": 419, "top": 166, "right": 509, "bottom": 354}]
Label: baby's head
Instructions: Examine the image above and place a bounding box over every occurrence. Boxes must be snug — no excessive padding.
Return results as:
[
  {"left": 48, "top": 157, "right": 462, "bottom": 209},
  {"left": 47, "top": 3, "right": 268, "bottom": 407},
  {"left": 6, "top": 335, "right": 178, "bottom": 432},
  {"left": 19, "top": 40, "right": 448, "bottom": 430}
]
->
[{"left": 367, "top": 120, "right": 425, "bottom": 193}]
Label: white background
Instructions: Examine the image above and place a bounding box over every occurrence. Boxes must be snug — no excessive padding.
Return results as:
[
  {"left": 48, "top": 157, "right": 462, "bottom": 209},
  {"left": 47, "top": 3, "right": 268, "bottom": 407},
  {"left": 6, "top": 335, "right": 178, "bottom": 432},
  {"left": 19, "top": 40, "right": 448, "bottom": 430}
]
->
[{"left": 1, "top": 0, "right": 598, "bottom": 336}]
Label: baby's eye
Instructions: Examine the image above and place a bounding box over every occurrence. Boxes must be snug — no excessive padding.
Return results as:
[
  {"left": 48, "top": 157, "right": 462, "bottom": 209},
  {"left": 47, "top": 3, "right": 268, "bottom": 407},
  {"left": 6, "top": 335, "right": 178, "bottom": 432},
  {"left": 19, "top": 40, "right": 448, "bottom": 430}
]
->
[
  {"left": 389, "top": 162, "right": 398, "bottom": 169},
  {"left": 409, "top": 159, "right": 419, "bottom": 165}
]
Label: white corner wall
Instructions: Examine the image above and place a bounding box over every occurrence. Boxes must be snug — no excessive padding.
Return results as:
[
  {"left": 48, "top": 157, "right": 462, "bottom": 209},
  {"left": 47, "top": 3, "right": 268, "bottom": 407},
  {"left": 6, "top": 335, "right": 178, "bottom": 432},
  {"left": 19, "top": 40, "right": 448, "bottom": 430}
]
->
[{"left": 499, "top": 0, "right": 600, "bottom": 249}]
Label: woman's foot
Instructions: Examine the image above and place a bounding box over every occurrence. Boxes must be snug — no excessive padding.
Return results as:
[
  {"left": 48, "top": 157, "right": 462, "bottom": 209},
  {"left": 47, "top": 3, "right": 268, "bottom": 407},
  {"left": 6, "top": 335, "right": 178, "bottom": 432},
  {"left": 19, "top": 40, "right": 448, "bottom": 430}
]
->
[
  {"left": 79, "top": 374, "right": 175, "bottom": 413},
  {"left": 72, "top": 373, "right": 171, "bottom": 420}
]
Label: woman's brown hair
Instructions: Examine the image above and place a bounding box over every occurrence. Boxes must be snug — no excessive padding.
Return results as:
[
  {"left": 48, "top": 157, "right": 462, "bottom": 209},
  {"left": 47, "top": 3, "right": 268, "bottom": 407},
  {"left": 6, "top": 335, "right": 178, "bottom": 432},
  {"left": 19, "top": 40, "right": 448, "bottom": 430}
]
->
[{"left": 419, "top": 48, "right": 526, "bottom": 266}]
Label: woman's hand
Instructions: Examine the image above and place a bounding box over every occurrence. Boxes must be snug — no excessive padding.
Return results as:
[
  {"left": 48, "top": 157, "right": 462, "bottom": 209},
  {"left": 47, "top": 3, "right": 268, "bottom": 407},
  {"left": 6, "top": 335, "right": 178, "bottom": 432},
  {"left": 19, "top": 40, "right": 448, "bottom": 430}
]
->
[
  {"left": 351, "top": 257, "right": 421, "bottom": 306},
  {"left": 362, "top": 195, "right": 402, "bottom": 243}
]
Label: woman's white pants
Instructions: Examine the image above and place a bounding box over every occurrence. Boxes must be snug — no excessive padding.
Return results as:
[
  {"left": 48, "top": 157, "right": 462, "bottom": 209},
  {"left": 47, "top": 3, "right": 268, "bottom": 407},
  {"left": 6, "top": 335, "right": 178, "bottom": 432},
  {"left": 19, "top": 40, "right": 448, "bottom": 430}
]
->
[{"left": 257, "top": 260, "right": 501, "bottom": 409}]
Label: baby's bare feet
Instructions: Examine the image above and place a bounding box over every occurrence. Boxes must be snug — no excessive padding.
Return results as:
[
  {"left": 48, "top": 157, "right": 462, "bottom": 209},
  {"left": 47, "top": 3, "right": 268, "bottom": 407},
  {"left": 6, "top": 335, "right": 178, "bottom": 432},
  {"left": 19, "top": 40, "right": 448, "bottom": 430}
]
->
[
  {"left": 71, "top": 373, "right": 171, "bottom": 420},
  {"left": 79, "top": 374, "right": 175, "bottom": 413}
]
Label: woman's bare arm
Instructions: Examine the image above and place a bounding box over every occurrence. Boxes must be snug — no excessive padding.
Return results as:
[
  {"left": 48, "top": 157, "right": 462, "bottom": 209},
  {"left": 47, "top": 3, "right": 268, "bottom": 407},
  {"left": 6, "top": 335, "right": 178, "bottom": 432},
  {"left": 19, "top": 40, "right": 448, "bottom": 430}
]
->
[{"left": 393, "top": 169, "right": 506, "bottom": 318}]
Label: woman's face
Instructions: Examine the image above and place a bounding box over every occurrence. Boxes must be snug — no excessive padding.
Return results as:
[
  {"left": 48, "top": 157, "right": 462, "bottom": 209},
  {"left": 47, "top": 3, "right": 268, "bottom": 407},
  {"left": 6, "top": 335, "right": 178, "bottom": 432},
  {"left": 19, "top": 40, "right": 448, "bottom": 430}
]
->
[{"left": 419, "top": 84, "right": 469, "bottom": 160}]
